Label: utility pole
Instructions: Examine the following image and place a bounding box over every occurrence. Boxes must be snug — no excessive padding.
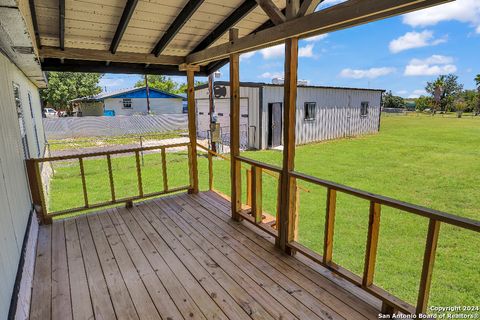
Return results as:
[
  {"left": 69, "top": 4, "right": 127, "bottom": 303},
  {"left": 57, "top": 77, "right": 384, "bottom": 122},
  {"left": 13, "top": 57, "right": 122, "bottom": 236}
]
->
[
  {"left": 145, "top": 74, "right": 151, "bottom": 114},
  {"left": 208, "top": 73, "right": 217, "bottom": 152}
]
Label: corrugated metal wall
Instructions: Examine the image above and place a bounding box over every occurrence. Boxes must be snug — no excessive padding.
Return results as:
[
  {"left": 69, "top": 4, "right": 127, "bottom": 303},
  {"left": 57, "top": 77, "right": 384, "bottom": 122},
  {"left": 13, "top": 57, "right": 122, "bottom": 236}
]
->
[
  {"left": 0, "top": 51, "right": 44, "bottom": 319},
  {"left": 261, "top": 85, "right": 382, "bottom": 148}
]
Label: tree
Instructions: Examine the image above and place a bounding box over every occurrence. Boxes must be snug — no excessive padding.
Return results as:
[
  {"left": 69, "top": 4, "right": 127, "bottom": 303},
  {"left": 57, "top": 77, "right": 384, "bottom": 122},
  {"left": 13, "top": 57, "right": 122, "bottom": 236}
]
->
[
  {"left": 425, "top": 74, "right": 463, "bottom": 113},
  {"left": 459, "top": 90, "right": 478, "bottom": 113},
  {"left": 382, "top": 91, "right": 405, "bottom": 109},
  {"left": 40, "top": 72, "right": 103, "bottom": 109},
  {"left": 134, "top": 75, "right": 206, "bottom": 94},
  {"left": 475, "top": 74, "right": 480, "bottom": 89},
  {"left": 415, "top": 96, "right": 433, "bottom": 111},
  {"left": 475, "top": 74, "right": 480, "bottom": 115}
]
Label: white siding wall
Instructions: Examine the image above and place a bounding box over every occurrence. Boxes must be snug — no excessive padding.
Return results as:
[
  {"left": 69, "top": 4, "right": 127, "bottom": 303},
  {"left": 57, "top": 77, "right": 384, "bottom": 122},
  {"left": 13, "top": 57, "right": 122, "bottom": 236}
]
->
[
  {"left": 261, "top": 86, "right": 382, "bottom": 148},
  {"left": 195, "top": 85, "right": 260, "bottom": 149},
  {"left": 104, "top": 97, "right": 183, "bottom": 115},
  {"left": 0, "top": 51, "right": 44, "bottom": 319}
]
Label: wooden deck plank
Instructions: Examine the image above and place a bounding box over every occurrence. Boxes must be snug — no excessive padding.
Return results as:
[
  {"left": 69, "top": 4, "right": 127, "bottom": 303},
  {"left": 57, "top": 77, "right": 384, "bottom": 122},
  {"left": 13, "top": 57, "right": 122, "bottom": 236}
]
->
[
  {"left": 64, "top": 219, "right": 94, "bottom": 320},
  {"left": 138, "top": 200, "right": 274, "bottom": 320},
  {"left": 97, "top": 210, "right": 163, "bottom": 320},
  {"left": 76, "top": 216, "right": 117, "bottom": 319},
  {"left": 108, "top": 207, "right": 207, "bottom": 320},
  {"left": 51, "top": 221, "right": 72, "bottom": 320},
  {"left": 195, "top": 192, "right": 380, "bottom": 319},
  {"left": 176, "top": 195, "right": 355, "bottom": 320},
  {"left": 116, "top": 206, "right": 227, "bottom": 320},
  {"left": 106, "top": 209, "right": 185, "bottom": 320},
  {"left": 161, "top": 196, "right": 335, "bottom": 320},
  {"left": 86, "top": 213, "right": 139, "bottom": 320},
  {"left": 30, "top": 224, "right": 52, "bottom": 320}
]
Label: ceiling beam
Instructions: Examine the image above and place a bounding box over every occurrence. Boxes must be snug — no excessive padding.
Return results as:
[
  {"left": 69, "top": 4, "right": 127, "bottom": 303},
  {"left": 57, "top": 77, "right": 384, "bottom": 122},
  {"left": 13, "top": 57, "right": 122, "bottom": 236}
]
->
[
  {"left": 39, "top": 46, "right": 184, "bottom": 65},
  {"left": 151, "top": 0, "right": 205, "bottom": 57},
  {"left": 59, "top": 0, "right": 65, "bottom": 50},
  {"left": 28, "top": 0, "right": 41, "bottom": 49},
  {"left": 187, "top": 0, "right": 452, "bottom": 65},
  {"left": 255, "top": 0, "right": 286, "bottom": 25},
  {"left": 297, "top": 0, "right": 323, "bottom": 17},
  {"left": 191, "top": 0, "right": 257, "bottom": 53},
  {"left": 41, "top": 58, "right": 209, "bottom": 76},
  {"left": 110, "top": 0, "right": 139, "bottom": 54}
]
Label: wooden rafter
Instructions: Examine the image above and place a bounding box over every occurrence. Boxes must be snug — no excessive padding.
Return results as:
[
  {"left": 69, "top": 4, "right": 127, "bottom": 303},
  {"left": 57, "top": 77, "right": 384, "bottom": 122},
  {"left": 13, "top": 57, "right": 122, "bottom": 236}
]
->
[
  {"left": 255, "top": 0, "right": 286, "bottom": 25},
  {"left": 191, "top": 0, "right": 258, "bottom": 53},
  {"left": 110, "top": 0, "right": 139, "bottom": 54},
  {"left": 297, "top": 0, "right": 323, "bottom": 17},
  {"left": 59, "top": 0, "right": 65, "bottom": 50},
  {"left": 186, "top": 0, "right": 452, "bottom": 64},
  {"left": 28, "top": 0, "right": 42, "bottom": 49},
  {"left": 151, "top": 0, "right": 205, "bottom": 57}
]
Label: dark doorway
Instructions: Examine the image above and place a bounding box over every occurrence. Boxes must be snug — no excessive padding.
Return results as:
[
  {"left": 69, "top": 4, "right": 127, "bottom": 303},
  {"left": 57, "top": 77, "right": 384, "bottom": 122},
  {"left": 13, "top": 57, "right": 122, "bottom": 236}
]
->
[{"left": 267, "top": 102, "right": 282, "bottom": 148}]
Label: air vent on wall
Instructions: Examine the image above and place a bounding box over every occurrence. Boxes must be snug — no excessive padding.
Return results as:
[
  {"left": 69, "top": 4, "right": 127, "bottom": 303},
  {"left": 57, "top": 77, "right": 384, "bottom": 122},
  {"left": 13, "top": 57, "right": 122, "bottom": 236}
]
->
[{"left": 11, "top": 46, "right": 34, "bottom": 54}]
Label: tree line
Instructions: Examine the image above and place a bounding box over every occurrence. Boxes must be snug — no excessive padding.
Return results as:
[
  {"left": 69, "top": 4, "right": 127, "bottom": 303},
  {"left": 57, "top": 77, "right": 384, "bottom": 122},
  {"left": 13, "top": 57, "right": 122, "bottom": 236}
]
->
[{"left": 383, "top": 73, "right": 480, "bottom": 116}]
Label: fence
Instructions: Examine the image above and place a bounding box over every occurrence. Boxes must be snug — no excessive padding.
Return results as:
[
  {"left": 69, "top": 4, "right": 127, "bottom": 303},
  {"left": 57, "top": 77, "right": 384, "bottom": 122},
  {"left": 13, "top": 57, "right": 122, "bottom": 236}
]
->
[{"left": 43, "top": 114, "right": 188, "bottom": 139}]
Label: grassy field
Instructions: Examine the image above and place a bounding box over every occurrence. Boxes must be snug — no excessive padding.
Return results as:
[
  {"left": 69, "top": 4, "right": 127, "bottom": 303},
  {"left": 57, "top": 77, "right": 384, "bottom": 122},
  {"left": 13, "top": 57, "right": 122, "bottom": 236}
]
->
[{"left": 47, "top": 115, "right": 480, "bottom": 309}]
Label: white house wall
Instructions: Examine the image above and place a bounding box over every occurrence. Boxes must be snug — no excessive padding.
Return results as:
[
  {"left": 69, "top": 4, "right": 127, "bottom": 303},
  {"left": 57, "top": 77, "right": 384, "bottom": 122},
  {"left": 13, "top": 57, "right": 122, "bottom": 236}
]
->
[
  {"left": 261, "top": 86, "right": 382, "bottom": 148},
  {"left": 0, "top": 50, "right": 44, "bottom": 319},
  {"left": 104, "top": 98, "right": 183, "bottom": 116}
]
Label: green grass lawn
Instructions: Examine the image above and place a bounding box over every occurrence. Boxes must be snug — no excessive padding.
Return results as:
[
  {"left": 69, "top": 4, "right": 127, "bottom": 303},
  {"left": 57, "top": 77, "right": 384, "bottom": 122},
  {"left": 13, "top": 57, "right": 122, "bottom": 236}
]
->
[{"left": 47, "top": 115, "right": 480, "bottom": 309}]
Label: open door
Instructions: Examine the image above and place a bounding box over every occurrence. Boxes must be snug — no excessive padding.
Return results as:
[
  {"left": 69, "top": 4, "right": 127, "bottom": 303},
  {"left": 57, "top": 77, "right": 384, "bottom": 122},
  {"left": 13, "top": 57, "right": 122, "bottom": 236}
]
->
[{"left": 268, "top": 102, "right": 282, "bottom": 148}]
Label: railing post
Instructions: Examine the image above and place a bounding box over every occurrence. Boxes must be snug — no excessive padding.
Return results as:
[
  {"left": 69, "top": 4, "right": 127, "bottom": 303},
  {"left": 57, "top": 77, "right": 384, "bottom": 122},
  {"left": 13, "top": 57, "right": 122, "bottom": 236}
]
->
[
  {"left": 229, "top": 28, "right": 242, "bottom": 221},
  {"left": 78, "top": 157, "right": 89, "bottom": 208},
  {"left": 416, "top": 219, "right": 441, "bottom": 314},
  {"left": 323, "top": 188, "right": 337, "bottom": 264},
  {"left": 363, "top": 201, "right": 381, "bottom": 287},
  {"left": 106, "top": 154, "right": 116, "bottom": 202},
  {"left": 135, "top": 151, "right": 143, "bottom": 197},
  {"left": 246, "top": 168, "right": 252, "bottom": 207},
  {"left": 161, "top": 147, "right": 168, "bottom": 192},
  {"left": 26, "top": 159, "right": 50, "bottom": 224},
  {"left": 207, "top": 152, "right": 213, "bottom": 190},
  {"left": 251, "top": 166, "right": 262, "bottom": 223}
]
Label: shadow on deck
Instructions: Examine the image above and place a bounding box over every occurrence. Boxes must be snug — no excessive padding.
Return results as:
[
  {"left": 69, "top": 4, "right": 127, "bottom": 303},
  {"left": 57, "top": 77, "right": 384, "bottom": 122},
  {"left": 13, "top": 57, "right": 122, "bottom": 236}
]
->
[{"left": 30, "top": 191, "right": 381, "bottom": 320}]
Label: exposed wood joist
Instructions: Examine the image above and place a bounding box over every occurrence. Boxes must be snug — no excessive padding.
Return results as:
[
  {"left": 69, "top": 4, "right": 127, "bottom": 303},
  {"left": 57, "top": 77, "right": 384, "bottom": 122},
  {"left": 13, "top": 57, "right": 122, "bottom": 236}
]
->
[
  {"left": 255, "top": 0, "right": 286, "bottom": 25},
  {"left": 297, "top": 0, "right": 323, "bottom": 17},
  {"left": 110, "top": 0, "right": 139, "bottom": 54},
  {"left": 41, "top": 58, "right": 208, "bottom": 76},
  {"left": 39, "top": 46, "right": 184, "bottom": 65},
  {"left": 59, "top": 0, "right": 65, "bottom": 50},
  {"left": 187, "top": 0, "right": 452, "bottom": 64},
  {"left": 191, "top": 0, "right": 258, "bottom": 53},
  {"left": 28, "top": 0, "right": 41, "bottom": 49},
  {"left": 151, "top": 0, "right": 205, "bottom": 57}
]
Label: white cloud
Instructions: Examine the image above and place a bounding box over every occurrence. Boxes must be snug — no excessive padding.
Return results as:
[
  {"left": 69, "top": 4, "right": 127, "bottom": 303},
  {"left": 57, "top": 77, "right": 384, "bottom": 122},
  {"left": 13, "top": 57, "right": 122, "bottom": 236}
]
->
[
  {"left": 396, "top": 90, "right": 408, "bottom": 95},
  {"left": 403, "top": 0, "right": 480, "bottom": 34},
  {"left": 408, "top": 89, "right": 427, "bottom": 98},
  {"left": 389, "top": 30, "right": 447, "bottom": 53},
  {"left": 339, "top": 67, "right": 396, "bottom": 79},
  {"left": 404, "top": 55, "right": 457, "bottom": 76},
  {"left": 100, "top": 78, "right": 125, "bottom": 88},
  {"left": 240, "top": 51, "right": 255, "bottom": 61},
  {"left": 260, "top": 43, "right": 316, "bottom": 59},
  {"left": 305, "top": 34, "right": 328, "bottom": 42},
  {"left": 299, "top": 44, "right": 315, "bottom": 57},
  {"left": 259, "top": 72, "right": 284, "bottom": 79}
]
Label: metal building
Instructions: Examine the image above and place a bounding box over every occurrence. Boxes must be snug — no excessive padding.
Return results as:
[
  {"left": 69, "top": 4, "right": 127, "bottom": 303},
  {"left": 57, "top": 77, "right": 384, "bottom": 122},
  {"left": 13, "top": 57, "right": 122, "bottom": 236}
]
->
[{"left": 195, "top": 81, "right": 384, "bottom": 150}]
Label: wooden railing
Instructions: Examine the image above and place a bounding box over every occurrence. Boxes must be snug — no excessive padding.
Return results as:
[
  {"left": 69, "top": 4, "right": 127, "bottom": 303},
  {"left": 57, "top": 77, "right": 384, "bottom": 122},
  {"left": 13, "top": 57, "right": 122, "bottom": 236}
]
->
[
  {"left": 199, "top": 144, "right": 480, "bottom": 315},
  {"left": 26, "top": 142, "right": 194, "bottom": 224}
]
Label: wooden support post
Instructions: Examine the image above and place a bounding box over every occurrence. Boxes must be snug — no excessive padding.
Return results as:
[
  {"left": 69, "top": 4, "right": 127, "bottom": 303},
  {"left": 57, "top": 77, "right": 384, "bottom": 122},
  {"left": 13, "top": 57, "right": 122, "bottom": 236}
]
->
[
  {"left": 106, "top": 154, "right": 116, "bottom": 202},
  {"left": 416, "top": 219, "right": 441, "bottom": 314},
  {"left": 185, "top": 66, "right": 199, "bottom": 194},
  {"left": 229, "top": 28, "right": 242, "bottom": 221},
  {"left": 363, "top": 201, "right": 381, "bottom": 287},
  {"left": 381, "top": 302, "right": 395, "bottom": 316},
  {"left": 293, "top": 184, "right": 300, "bottom": 241},
  {"left": 246, "top": 168, "right": 252, "bottom": 207},
  {"left": 208, "top": 152, "right": 213, "bottom": 190},
  {"left": 251, "top": 166, "right": 263, "bottom": 223},
  {"left": 26, "top": 159, "right": 50, "bottom": 224},
  {"left": 135, "top": 151, "right": 143, "bottom": 197},
  {"left": 78, "top": 157, "right": 89, "bottom": 208},
  {"left": 323, "top": 188, "right": 337, "bottom": 264},
  {"left": 161, "top": 147, "right": 168, "bottom": 191},
  {"left": 278, "top": 36, "right": 299, "bottom": 253}
]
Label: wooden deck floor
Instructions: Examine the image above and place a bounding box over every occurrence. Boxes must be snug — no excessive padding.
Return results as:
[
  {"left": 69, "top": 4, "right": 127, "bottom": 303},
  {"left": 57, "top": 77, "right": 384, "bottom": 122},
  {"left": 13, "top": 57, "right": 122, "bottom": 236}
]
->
[{"left": 30, "top": 191, "right": 380, "bottom": 320}]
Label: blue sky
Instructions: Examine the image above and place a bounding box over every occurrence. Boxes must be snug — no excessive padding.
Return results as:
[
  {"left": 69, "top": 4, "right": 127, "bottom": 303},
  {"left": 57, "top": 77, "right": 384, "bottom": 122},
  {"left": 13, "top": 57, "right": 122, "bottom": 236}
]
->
[{"left": 100, "top": 0, "right": 480, "bottom": 99}]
